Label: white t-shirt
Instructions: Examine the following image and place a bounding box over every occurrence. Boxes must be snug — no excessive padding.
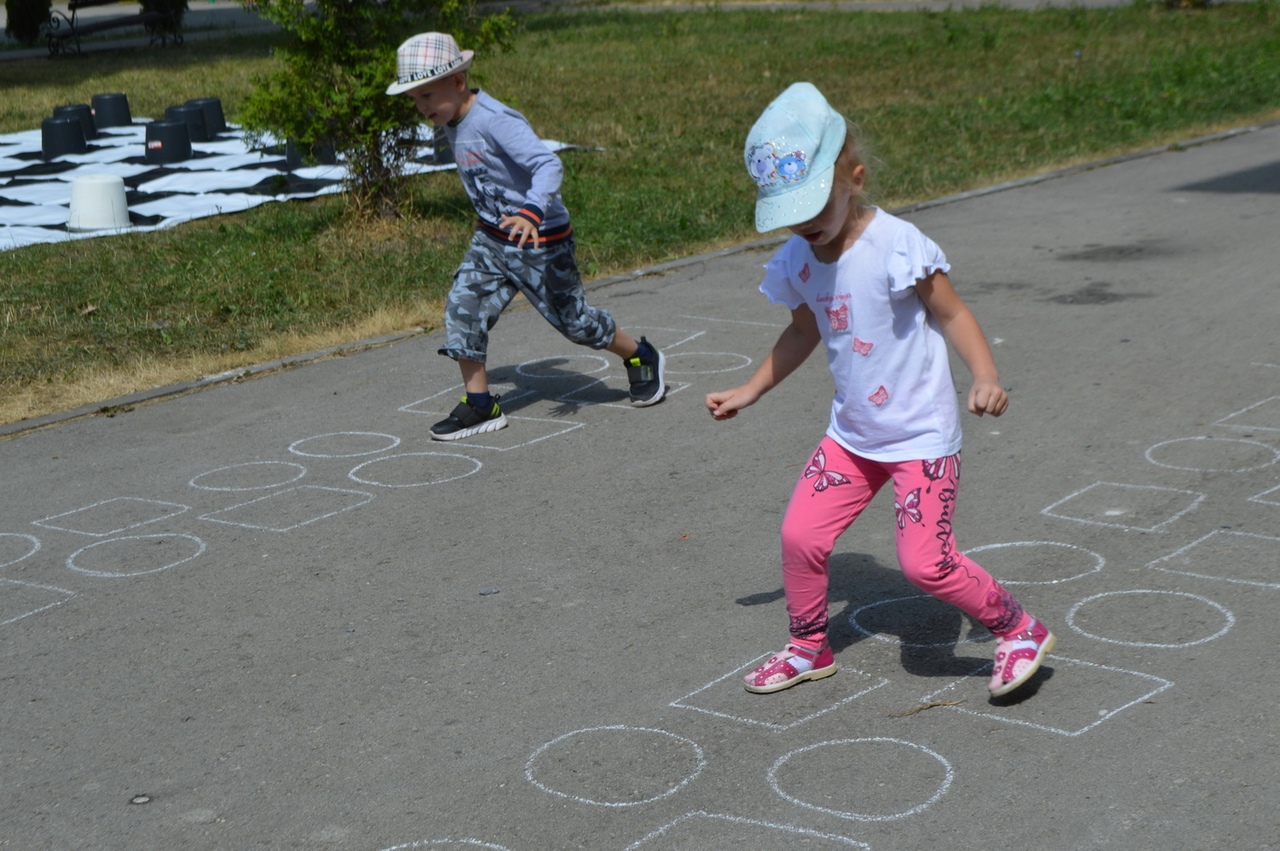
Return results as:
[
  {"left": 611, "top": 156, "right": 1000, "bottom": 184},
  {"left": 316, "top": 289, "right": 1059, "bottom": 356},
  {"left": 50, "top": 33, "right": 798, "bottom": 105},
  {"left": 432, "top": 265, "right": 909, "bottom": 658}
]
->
[{"left": 760, "top": 207, "right": 962, "bottom": 462}]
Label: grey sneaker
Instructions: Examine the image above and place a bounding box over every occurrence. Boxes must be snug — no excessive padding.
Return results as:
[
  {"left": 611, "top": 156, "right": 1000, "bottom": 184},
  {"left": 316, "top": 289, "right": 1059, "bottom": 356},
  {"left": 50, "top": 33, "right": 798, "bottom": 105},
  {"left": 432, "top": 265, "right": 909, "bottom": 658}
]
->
[{"left": 430, "top": 396, "right": 508, "bottom": 441}]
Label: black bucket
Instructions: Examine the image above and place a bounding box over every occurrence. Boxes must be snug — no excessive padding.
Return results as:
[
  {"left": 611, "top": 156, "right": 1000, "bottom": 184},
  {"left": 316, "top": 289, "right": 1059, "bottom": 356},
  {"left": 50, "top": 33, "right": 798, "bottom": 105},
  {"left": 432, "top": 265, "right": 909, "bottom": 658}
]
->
[
  {"left": 164, "top": 104, "right": 209, "bottom": 144},
  {"left": 53, "top": 104, "right": 97, "bottom": 142},
  {"left": 144, "top": 119, "right": 192, "bottom": 164},
  {"left": 41, "top": 116, "right": 87, "bottom": 160},
  {"left": 91, "top": 93, "right": 133, "bottom": 129},
  {"left": 185, "top": 97, "right": 228, "bottom": 136}
]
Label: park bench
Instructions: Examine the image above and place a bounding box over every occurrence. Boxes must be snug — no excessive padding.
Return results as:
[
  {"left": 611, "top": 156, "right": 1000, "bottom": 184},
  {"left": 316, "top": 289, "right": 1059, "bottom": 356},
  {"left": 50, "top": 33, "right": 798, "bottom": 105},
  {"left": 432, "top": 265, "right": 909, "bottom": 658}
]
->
[{"left": 47, "top": 0, "right": 183, "bottom": 57}]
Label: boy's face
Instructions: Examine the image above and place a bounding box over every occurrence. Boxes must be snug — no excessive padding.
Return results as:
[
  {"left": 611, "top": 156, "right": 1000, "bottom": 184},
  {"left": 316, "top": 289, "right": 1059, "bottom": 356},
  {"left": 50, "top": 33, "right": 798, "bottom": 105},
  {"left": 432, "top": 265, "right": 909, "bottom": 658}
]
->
[{"left": 407, "top": 73, "right": 471, "bottom": 126}]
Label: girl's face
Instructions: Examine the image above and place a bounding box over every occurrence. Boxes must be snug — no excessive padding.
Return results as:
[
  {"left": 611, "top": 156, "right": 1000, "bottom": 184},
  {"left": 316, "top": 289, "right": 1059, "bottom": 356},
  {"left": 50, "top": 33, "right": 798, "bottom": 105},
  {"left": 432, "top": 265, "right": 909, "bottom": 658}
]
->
[
  {"left": 787, "top": 162, "right": 867, "bottom": 260},
  {"left": 407, "top": 74, "right": 472, "bottom": 126}
]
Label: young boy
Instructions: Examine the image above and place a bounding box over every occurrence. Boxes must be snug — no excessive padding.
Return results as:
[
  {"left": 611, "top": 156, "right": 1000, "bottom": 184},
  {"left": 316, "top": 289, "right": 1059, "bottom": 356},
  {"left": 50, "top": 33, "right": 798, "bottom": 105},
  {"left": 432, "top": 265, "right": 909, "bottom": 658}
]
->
[{"left": 387, "top": 32, "right": 666, "bottom": 440}]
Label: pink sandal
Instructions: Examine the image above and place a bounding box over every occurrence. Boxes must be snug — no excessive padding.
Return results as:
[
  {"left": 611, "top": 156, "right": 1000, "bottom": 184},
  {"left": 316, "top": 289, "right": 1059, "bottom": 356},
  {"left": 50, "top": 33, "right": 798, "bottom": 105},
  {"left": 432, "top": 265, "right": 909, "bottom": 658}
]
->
[
  {"left": 744, "top": 643, "right": 836, "bottom": 694},
  {"left": 989, "top": 618, "right": 1056, "bottom": 697}
]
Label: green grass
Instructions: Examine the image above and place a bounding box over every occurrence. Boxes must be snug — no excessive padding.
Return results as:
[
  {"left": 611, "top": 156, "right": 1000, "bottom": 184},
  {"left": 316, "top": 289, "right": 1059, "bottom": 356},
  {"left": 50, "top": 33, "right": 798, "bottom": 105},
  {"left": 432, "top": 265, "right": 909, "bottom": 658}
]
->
[{"left": 2, "top": 2, "right": 1279, "bottom": 422}]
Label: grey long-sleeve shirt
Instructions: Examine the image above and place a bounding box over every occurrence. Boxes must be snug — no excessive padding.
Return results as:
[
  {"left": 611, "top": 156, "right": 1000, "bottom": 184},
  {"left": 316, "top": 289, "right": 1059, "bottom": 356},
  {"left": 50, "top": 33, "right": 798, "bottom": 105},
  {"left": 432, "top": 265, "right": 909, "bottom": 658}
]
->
[{"left": 443, "top": 89, "right": 570, "bottom": 237}]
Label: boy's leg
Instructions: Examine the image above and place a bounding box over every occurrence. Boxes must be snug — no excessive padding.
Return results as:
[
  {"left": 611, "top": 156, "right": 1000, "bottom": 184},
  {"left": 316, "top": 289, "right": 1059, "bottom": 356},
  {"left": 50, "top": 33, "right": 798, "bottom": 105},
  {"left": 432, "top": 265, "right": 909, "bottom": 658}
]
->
[
  {"left": 506, "top": 236, "right": 666, "bottom": 406},
  {"left": 439, "top": 233, "right": 520, "bottom": 364},
  {"left": 459, "top": 358, "right": 489, "bottom": 394},
  {"left": 503, "top": 236, "right": 616, "bottom": 348},
  {"left": 430, "top": 236, "right": 514, "bottom": 441}
]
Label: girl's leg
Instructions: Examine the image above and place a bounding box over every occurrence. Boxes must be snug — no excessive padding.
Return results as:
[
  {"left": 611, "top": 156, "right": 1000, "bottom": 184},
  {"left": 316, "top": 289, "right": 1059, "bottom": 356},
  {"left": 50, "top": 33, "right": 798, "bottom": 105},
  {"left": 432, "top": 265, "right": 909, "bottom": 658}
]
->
[
  {"left": 779, "top": 437, "right": 889, "bottom": 654},
  {"left": 887, "top": 454, "right": 1032, "bottom": 638}
]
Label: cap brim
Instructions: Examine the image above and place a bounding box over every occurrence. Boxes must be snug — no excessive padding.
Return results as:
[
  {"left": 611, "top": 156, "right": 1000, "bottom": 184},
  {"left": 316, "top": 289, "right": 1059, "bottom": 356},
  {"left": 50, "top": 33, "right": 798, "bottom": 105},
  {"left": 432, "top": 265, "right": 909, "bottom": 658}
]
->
[
  {"left": 385, "top": 52, "right": 473, "bottom": 96},
  {"left": 754, "top": 162, "right": 835, "bottom": 233}
]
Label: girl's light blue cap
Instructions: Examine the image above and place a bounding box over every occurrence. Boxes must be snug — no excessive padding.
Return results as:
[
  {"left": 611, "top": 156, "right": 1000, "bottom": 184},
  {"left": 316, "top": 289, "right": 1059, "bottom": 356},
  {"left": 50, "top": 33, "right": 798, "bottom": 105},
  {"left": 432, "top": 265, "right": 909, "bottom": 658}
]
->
[{"left": 744, "top": 82, "right": 847, "bottom": 233}]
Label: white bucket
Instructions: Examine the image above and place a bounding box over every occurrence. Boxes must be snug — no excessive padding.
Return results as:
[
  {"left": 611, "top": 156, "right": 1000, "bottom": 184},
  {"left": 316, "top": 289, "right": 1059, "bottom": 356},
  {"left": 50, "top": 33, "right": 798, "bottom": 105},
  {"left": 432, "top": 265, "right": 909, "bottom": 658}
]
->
[{"left": 67, "top": 174, "right": 131, "bottom": 232}]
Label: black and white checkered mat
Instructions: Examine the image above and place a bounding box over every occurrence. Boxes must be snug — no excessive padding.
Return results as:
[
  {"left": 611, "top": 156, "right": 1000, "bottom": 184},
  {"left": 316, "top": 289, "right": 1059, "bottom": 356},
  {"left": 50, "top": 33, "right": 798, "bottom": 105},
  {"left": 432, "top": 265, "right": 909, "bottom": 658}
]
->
[{"left": 0, "top": 121, "right": 573, "bottom": 251}]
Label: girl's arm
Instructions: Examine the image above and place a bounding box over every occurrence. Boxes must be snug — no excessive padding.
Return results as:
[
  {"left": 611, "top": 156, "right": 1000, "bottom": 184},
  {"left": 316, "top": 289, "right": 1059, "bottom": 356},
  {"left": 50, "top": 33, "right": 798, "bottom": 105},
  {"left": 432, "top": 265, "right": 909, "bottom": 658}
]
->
[
  {"left": 916, "top": 270, "right": 1009, "bottom": 417},
  {"left": 706, "top": 304, "right": 822, "bottom": 420}
]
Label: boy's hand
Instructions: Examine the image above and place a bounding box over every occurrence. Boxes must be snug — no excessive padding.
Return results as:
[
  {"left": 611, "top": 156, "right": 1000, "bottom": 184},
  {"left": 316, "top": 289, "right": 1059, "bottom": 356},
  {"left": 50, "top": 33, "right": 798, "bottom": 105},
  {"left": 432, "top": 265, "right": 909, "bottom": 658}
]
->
[
  {"left": 968, "top": 380, "right": 1008, "bottom": 417},
  {"left": 499, "top": 214, "right": 541, "bottom": 249}
]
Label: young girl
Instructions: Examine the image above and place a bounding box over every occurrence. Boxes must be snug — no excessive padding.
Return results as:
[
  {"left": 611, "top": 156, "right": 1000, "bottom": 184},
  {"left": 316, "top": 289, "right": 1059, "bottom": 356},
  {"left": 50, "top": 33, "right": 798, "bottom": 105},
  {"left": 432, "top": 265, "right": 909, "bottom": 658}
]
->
[{"left": 708, "top": 83, "right": 1054, "bottom": 698}]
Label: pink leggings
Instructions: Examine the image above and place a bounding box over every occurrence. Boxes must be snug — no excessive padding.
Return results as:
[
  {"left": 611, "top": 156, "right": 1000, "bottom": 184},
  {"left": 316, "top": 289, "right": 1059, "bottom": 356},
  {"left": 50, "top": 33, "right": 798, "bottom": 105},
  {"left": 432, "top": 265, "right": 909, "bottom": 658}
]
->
[{"left": 780, "top": 437, "right": 1030, "bottom": 653}]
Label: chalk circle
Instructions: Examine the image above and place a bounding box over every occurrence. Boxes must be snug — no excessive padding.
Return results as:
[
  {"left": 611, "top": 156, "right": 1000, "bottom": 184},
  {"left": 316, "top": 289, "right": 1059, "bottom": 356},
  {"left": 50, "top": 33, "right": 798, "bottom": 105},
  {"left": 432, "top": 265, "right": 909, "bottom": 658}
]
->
[
  {"left": 0, "top": 533, "right": 41, "bottom": 570},
  {"left": 1144, "top": 437, "right": 1280, "bottom": 473},
  {"left": 849, "top": 594, "right": 990, "bottom": 647},
  {"left": 769, "top": 738, "right": 953, "bottom": 822},
  {"left": 1067, "top": 590, "right": 1234, "bottom": 648},
  {"left": 662, "top": 351, "right": 752, "bottom": 375},
  {"left": 525, "top": 725, "right": 705, "bottom": 808},
  {"left": 966, "top": 541, "right": 1105, "bottom": 586},
  {"left": 189, "top": 461, "right": 307, "bottom": 491},
  {"left": 379, "top": 841, "right": 510, "bottom": 851},
  {"left": 289, "top": 431, "right": 401, "bottom": 458},
  {"left": 348, "top": 453, "right": 481, "bottom": 488},
  {"left": 67, "top": 534, "right": 207, "bottom": 578},
  {"left": 517, "top": 353, "right": 610, "bottom": 378}
]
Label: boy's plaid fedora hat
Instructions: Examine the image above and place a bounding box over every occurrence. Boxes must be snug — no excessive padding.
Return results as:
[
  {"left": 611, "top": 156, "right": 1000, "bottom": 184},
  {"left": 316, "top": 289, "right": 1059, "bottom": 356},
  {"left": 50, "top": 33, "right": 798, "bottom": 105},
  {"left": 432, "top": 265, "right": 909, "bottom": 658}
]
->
[{"left": 386, "top": 32, "right": 474, "bottom": 96}]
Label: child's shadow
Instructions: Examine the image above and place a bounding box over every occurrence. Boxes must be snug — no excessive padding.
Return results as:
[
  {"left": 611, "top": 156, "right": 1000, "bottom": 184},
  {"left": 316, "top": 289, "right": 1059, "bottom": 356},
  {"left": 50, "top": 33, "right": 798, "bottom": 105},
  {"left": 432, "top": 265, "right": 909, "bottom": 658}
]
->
[
  {"left": 736, "top": 550, "right": 1048, "bottom": 689},
  {"left": 487, "top": 360, "right": 629, "bottom": 417}
]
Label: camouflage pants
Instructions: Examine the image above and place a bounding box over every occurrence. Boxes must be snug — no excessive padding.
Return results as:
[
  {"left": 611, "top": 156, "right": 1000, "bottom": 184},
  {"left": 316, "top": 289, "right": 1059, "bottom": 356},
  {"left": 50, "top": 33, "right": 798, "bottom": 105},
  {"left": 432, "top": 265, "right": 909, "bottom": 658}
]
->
[{"left": 438, "top": 230, "right": 617, "bottom": 363}]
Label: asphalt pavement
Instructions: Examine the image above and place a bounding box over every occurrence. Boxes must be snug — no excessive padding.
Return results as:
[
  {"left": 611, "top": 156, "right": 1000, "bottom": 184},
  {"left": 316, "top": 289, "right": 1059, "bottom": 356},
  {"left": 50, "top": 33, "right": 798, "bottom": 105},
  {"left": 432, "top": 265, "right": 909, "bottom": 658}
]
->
[{"left": 3, "top": 101, "right": 1279, "bottom": 849}]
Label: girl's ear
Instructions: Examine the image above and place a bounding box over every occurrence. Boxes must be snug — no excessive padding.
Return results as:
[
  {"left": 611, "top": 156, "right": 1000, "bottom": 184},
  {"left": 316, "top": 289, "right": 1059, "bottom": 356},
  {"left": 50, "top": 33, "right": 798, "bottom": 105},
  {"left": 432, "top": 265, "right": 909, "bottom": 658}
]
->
[{"left": 851, "top": 163, "right": 867, "bottom": 195}]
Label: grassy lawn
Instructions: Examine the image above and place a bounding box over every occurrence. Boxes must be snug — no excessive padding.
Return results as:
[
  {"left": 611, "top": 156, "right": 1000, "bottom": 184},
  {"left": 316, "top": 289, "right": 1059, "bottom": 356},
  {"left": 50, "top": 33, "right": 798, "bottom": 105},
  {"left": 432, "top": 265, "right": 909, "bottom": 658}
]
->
[{"left": 2, "top": 2, "right": 1279, "bottom": 425}]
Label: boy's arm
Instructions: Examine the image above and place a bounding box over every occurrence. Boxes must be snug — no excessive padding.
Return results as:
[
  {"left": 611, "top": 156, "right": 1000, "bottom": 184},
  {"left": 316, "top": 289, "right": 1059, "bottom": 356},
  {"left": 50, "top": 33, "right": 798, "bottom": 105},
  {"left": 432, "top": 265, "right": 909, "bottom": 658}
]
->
[
  {"left": 915, "top": 269, "right": 1008, "bottom": 417},
  {"left": 706, "top": 305, "right": 821, "bottom": 420},
  {"left": 492, "top": 111, "right": 564, "bottom": 247}
]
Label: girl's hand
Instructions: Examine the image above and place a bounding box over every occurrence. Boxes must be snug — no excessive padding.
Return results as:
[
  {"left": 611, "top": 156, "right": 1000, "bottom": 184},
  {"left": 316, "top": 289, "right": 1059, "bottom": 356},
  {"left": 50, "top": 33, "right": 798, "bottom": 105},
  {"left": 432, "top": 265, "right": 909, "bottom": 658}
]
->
[
  {"left": 968, "top": 380, "right": 1008, "bottom": 417},
  {"left": 706, "top": 386, "right": 761, "bottom": 420},
  {"left": 499, "top": 214, "right": 541, "bottom": 249}
]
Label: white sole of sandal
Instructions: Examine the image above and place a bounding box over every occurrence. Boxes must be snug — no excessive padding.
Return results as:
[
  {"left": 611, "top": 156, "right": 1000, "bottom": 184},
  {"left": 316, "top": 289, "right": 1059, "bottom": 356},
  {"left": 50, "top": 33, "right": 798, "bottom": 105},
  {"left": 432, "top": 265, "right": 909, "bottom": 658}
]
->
[{"left": 744, "top": 663, "right": 837, "bottom": 694}]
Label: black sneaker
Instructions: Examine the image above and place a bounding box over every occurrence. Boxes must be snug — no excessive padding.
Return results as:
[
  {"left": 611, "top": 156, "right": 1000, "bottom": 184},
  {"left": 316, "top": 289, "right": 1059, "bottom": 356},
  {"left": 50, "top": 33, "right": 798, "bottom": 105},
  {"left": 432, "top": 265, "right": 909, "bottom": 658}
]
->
[
  {"left": 430, "top": 395, "right": 508, "bottom": 441},
  {"left": 625, "top": 338, "right": 666, "bottom": 407}
]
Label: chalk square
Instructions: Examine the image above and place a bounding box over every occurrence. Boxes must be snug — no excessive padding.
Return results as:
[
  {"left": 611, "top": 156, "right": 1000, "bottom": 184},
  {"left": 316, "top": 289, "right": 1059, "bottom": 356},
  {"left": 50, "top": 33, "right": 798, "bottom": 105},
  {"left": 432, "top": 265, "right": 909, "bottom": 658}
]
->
[
  {"left": 398, "top": 382, "right": 536, "bottom": 415},
  {"left": 671, "top": 655, "right": 889, "bottom": 731},
  {"left": 401, "top": 410, "right": 584, "bottom": 451},
  {"left": 1147, "top": 530, "right": 1280, "bottom": 589},
  {"left": 198, "top": 486, "right": 373, "bottom": 532},
  {"left": 625, "top": 811, "right": 869, "bottom": 849},
  {"left": 1249, "top": 484, "right": 1280, "bottom": 507},
  {"left": 1041, "top": 481, "right": 1203, "bottom": 532},
  {"left": 1216, "top": 396, "right": 1280, "bottom": 432},
  {"left": 558, "top": 376, "right": 690, "bottom": 409},
  {"left": 919, "top": 655, "right": 1172, "bottom": 737},
  {"left": 32, "top": 497, "right": 189, "bottom": 537},
  {"left": 1, "top": 579, "right": 75, "bottom": 628}
]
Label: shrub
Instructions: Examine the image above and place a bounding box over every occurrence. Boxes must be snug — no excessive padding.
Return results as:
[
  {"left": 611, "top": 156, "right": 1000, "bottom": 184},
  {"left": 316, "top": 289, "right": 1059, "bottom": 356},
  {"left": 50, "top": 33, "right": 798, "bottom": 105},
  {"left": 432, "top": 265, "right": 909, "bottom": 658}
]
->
[
  {"left": 237, "top": 0, "right": 515, "bottom": 219},
  {"left": 4, "top": 0, "right": 52, "bottom": 47}
]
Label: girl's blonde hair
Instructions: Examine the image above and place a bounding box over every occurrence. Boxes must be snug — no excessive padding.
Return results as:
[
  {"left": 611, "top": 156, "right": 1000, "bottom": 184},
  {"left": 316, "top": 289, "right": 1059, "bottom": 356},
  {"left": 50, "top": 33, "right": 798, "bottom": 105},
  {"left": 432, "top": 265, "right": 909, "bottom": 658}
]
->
[{"left": 834, "top": 117, "right": 876, "bottom": 200}]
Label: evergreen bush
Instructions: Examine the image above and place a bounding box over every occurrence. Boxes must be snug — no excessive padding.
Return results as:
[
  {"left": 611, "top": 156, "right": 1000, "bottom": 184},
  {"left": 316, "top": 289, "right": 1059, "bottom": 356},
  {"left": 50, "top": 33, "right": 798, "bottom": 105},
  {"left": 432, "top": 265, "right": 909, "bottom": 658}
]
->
[{"left": 237, "top": 0, "right": 515, "bottom": 219}]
